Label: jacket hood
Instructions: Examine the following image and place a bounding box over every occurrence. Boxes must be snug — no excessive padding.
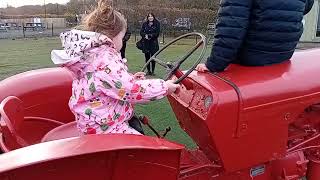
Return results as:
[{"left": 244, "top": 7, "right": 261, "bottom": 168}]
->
[
  {"left": 51, "top": 29, "right": 115, "bottom": 65},
  {"left": 51, "top": 29, "right": 116, "bottom": 77}
]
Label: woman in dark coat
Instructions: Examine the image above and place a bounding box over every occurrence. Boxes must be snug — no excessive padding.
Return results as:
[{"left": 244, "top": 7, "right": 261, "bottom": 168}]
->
[{"left": 140, "top": 13, "right": 161, "bottom": 76}]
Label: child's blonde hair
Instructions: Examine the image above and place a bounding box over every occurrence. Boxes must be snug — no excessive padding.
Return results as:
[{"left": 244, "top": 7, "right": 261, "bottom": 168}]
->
[{"left": 83, "top": 0, "right": 126, "bottom": 38}]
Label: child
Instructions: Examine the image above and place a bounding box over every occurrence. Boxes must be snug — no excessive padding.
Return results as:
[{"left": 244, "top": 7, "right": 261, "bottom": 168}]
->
[{"left": 51, "top": 0, "right": 179, "bottom": 135}]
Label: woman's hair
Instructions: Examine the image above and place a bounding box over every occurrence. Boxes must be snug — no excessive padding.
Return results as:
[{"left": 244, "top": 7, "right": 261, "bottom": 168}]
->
[
  {"left": 82, "top": 0, "right": 127, "bottom": 38},
  {"left": 146, "top": 13, "right": 158, "bottom": 22}
]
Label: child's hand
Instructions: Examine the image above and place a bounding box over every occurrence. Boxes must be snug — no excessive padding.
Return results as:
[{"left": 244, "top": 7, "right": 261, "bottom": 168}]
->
[
  {"left": 196, "top": 63, "right": 209, "bottom": 72},
  {"left": 165, "top": 80, "right": 180, "bottom": 95},
  {"left": 134, "top": 72, "right": 146, "bottom": 80}
]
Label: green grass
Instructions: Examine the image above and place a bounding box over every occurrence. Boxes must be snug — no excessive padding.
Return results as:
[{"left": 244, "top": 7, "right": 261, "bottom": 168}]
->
[
  {"left": 0, "top": 37, "right": 211, "bottom": 148},
  {"left": 0, "top": 38, "right": 58, "bottom": 80}
]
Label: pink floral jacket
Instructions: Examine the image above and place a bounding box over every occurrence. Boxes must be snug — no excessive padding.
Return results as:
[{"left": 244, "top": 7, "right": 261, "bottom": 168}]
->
[{"left": 51, "top": 30, "right": 168, "bottom": 134}]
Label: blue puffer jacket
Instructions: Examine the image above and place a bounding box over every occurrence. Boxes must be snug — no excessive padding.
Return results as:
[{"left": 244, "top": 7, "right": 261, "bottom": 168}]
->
[{"left": 206, "top": 0, "right": 314, "bottom": 72}]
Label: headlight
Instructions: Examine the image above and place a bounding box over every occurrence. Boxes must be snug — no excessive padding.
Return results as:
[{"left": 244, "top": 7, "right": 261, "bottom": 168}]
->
[{"left": 204, "top": 96, "right": 213, "bottom": 109}]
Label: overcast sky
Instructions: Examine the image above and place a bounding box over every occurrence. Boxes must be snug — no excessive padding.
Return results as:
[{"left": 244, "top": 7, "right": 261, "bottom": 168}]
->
[{"left": 0, "top": 0, "right": 70, "bottom": 8}]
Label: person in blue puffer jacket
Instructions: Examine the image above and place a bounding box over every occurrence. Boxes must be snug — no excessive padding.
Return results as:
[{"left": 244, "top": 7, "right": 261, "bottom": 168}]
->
[{"left": 197, "top": 0, "right": 315, "bottom": 72}]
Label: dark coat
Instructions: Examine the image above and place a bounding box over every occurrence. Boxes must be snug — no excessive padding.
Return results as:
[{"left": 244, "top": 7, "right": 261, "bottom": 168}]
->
[
  {"left": 140, "top": 20, "right": 161, "bottom": 54},
  {"left": 206, "top": 0, "right": 315, "bottom": 72}
]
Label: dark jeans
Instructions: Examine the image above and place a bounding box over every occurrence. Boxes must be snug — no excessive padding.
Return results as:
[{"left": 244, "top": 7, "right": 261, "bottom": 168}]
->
[
  {"left": 120, "top": 42, "right": 127, "bottom": 59},
  {"left": 144, "top": 52, "right": 156, "bottom": 74},
  {"left": 129, "top": 115, "right": 145, "bottom": 135}
]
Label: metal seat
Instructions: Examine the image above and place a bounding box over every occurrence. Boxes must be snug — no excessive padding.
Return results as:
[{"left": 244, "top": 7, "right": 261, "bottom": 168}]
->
[
  {"left": 41, "top": 121, "right": 79, "bottom": 143},
  {"left": 0, "top": 96, "right": 63, "bottom": 152}
]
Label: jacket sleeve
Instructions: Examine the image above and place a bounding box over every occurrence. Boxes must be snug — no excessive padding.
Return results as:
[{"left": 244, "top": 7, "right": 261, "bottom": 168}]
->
[
  {"left": 149, "top": 22, "right": 161, "bottom": 39},
  {"left": 206, "top": 0, "right": 253, "bottom": 72},
  {"left": 140, "top": 23, "right": 147, "bottom": 38},
  {"left": 304, "top": 0, "right": 314, "bottom": 15},
  {"left": 94, "top": 55, "right": 168, "bottom": 104}
]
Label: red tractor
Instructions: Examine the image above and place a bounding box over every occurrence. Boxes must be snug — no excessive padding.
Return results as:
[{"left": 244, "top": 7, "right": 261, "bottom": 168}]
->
[{"left": 0, "top": 33, "right": 320, "bottom": 180}]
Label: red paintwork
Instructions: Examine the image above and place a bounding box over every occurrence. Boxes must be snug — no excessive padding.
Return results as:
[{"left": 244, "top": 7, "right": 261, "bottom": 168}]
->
[
  {"left": 41, "top": 121, "right": 78, "bottom": 142},
  {"left": 175, "top": 70, "right": 194, "bottom": 90},
  {"left": 307, "top": 157, "right": 320, "bottom": 180},
  {"left": 0, "top": 96, "right": 63, "bottom": 152},
  {"left": 0, "top": 135, "right": 183, "bottom": 180},
  {"left": 0, "top": 67, "right": 75, "bottom": 151},
  {"left": 0, "top": 68, "right": 75, "bottom": 123},
  {"left": 0, "top": 48, "right": 320, "bottom": 179},
  {"left": 168, "top": 48, "right": 320, "bottom": 178}
]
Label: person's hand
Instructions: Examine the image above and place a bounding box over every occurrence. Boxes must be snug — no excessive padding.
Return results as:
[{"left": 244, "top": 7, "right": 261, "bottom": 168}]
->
[
  {"left": 134, "top": 72, "right": 146, "bottom": 80},
  {"left": 165, "top": 80, "right": 180, "bottom": 95},
  {"left": 145, "top": 34, "right": 149, "bottom": 40},
  {"left": 196, "top": 63, "right": 209, "bottom": 72}
]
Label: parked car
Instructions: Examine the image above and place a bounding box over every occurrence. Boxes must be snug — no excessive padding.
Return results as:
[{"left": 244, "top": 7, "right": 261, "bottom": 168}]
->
[
  {"left": 5, "top": 22, "right": 21, "bottom": 30},
  {"left": 23, "top": 23, "right": 46, "bottom": 31},
  {"left": 0, "top": 23, "right": 7, "bottom": 32}
]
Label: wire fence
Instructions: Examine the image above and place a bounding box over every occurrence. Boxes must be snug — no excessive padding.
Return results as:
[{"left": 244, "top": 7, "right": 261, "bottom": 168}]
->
[
  {"left": 0, "top": 23, "right": 215, "bottom": 45},
  {"left": 0, "top": 23, "right": 67, "bottom": 39}
]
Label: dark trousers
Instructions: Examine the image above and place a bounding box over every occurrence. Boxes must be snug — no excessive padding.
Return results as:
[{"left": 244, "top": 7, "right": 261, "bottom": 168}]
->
[
  {"left": 129, "top": 115, "right": 145, "bottom": 135},
  {"left": 144, "top": 52, "right": 156, "bottom": 74},
  {"left": 120, "top": 42, "right": 127, "bottom": 59}
]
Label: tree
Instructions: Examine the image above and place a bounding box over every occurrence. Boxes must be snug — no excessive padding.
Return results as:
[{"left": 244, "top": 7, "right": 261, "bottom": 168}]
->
[
  {"left": 66, "top": 0, "right": 82, "bottom": 15},
  {"left": 66, "top": 0, "right": 97, "bottom": 15},
  {"left": 46, "top": 3, "right": 67, "bottom": 15}
]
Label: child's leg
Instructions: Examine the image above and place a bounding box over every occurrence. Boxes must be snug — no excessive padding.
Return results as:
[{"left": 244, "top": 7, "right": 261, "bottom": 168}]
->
[
  {"left": 107, "top": 121, "right": 141, "bottom": 135},
  {"left": 128, "top": 115, "right": 145, "bottom": 135},
  {"left": 77, "top": 116, "right": 102, "bottom": 135},
  {"left": 77, "top": 116, "right": 141, "bottom": 135}
]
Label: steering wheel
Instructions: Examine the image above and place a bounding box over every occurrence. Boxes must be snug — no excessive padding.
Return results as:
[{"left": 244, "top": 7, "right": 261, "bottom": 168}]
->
[{"left": 141, "top": 32, "right": 207, "bottom": 90}]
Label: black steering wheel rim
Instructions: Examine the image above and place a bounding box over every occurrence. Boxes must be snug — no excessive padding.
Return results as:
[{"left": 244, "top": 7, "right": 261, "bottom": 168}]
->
[{"left": 141, "top": 32, "right": 207, "bottom": 84}]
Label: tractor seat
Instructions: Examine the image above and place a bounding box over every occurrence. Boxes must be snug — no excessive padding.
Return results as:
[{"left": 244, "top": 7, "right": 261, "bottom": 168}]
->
[
  {"left": 0, "top": 96, "right": 64, "bottom": 152},
  {"left": 41, "top": 121, "right": 79, "bottom": 142}
]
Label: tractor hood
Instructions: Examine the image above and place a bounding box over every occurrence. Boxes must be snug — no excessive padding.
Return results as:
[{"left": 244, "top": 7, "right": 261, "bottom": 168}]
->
[{"left": 168, "top": 48, "right": 320, "bottom": 172}]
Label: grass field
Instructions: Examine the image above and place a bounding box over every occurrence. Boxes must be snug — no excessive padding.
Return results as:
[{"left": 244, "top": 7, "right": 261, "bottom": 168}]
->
[{"left": 0, "top": 37, "right": 211, "bottom": 148}]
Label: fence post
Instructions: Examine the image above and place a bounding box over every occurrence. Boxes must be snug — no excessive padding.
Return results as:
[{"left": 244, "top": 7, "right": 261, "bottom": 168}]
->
[
  {"left": 51, "top": 23, "right": 54, "bottom": 37},
  {"left": 134, "top": 29, "right": 137, "bottom": 42},
  {"left": 162, "top": 32, "right": 165, "bottom": 44},
  {"left": 23, "top": 24, "right": 25, "bottom": 38},
  {"left": 195, "top": 30, "right": 198, "bottom": 44}
]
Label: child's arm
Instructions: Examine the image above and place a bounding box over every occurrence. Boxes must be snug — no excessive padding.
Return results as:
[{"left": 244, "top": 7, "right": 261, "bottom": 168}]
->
[
  {"left": 129, "top": 78, "right": 168, "bottom": 103},
  {"left": 95, "top": 64, "right": 168, "bottom": 104}
]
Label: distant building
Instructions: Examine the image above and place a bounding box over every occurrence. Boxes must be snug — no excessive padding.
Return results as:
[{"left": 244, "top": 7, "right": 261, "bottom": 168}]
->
[{"left": 33, "top": 17, "right": 41, "bottom": 24}]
